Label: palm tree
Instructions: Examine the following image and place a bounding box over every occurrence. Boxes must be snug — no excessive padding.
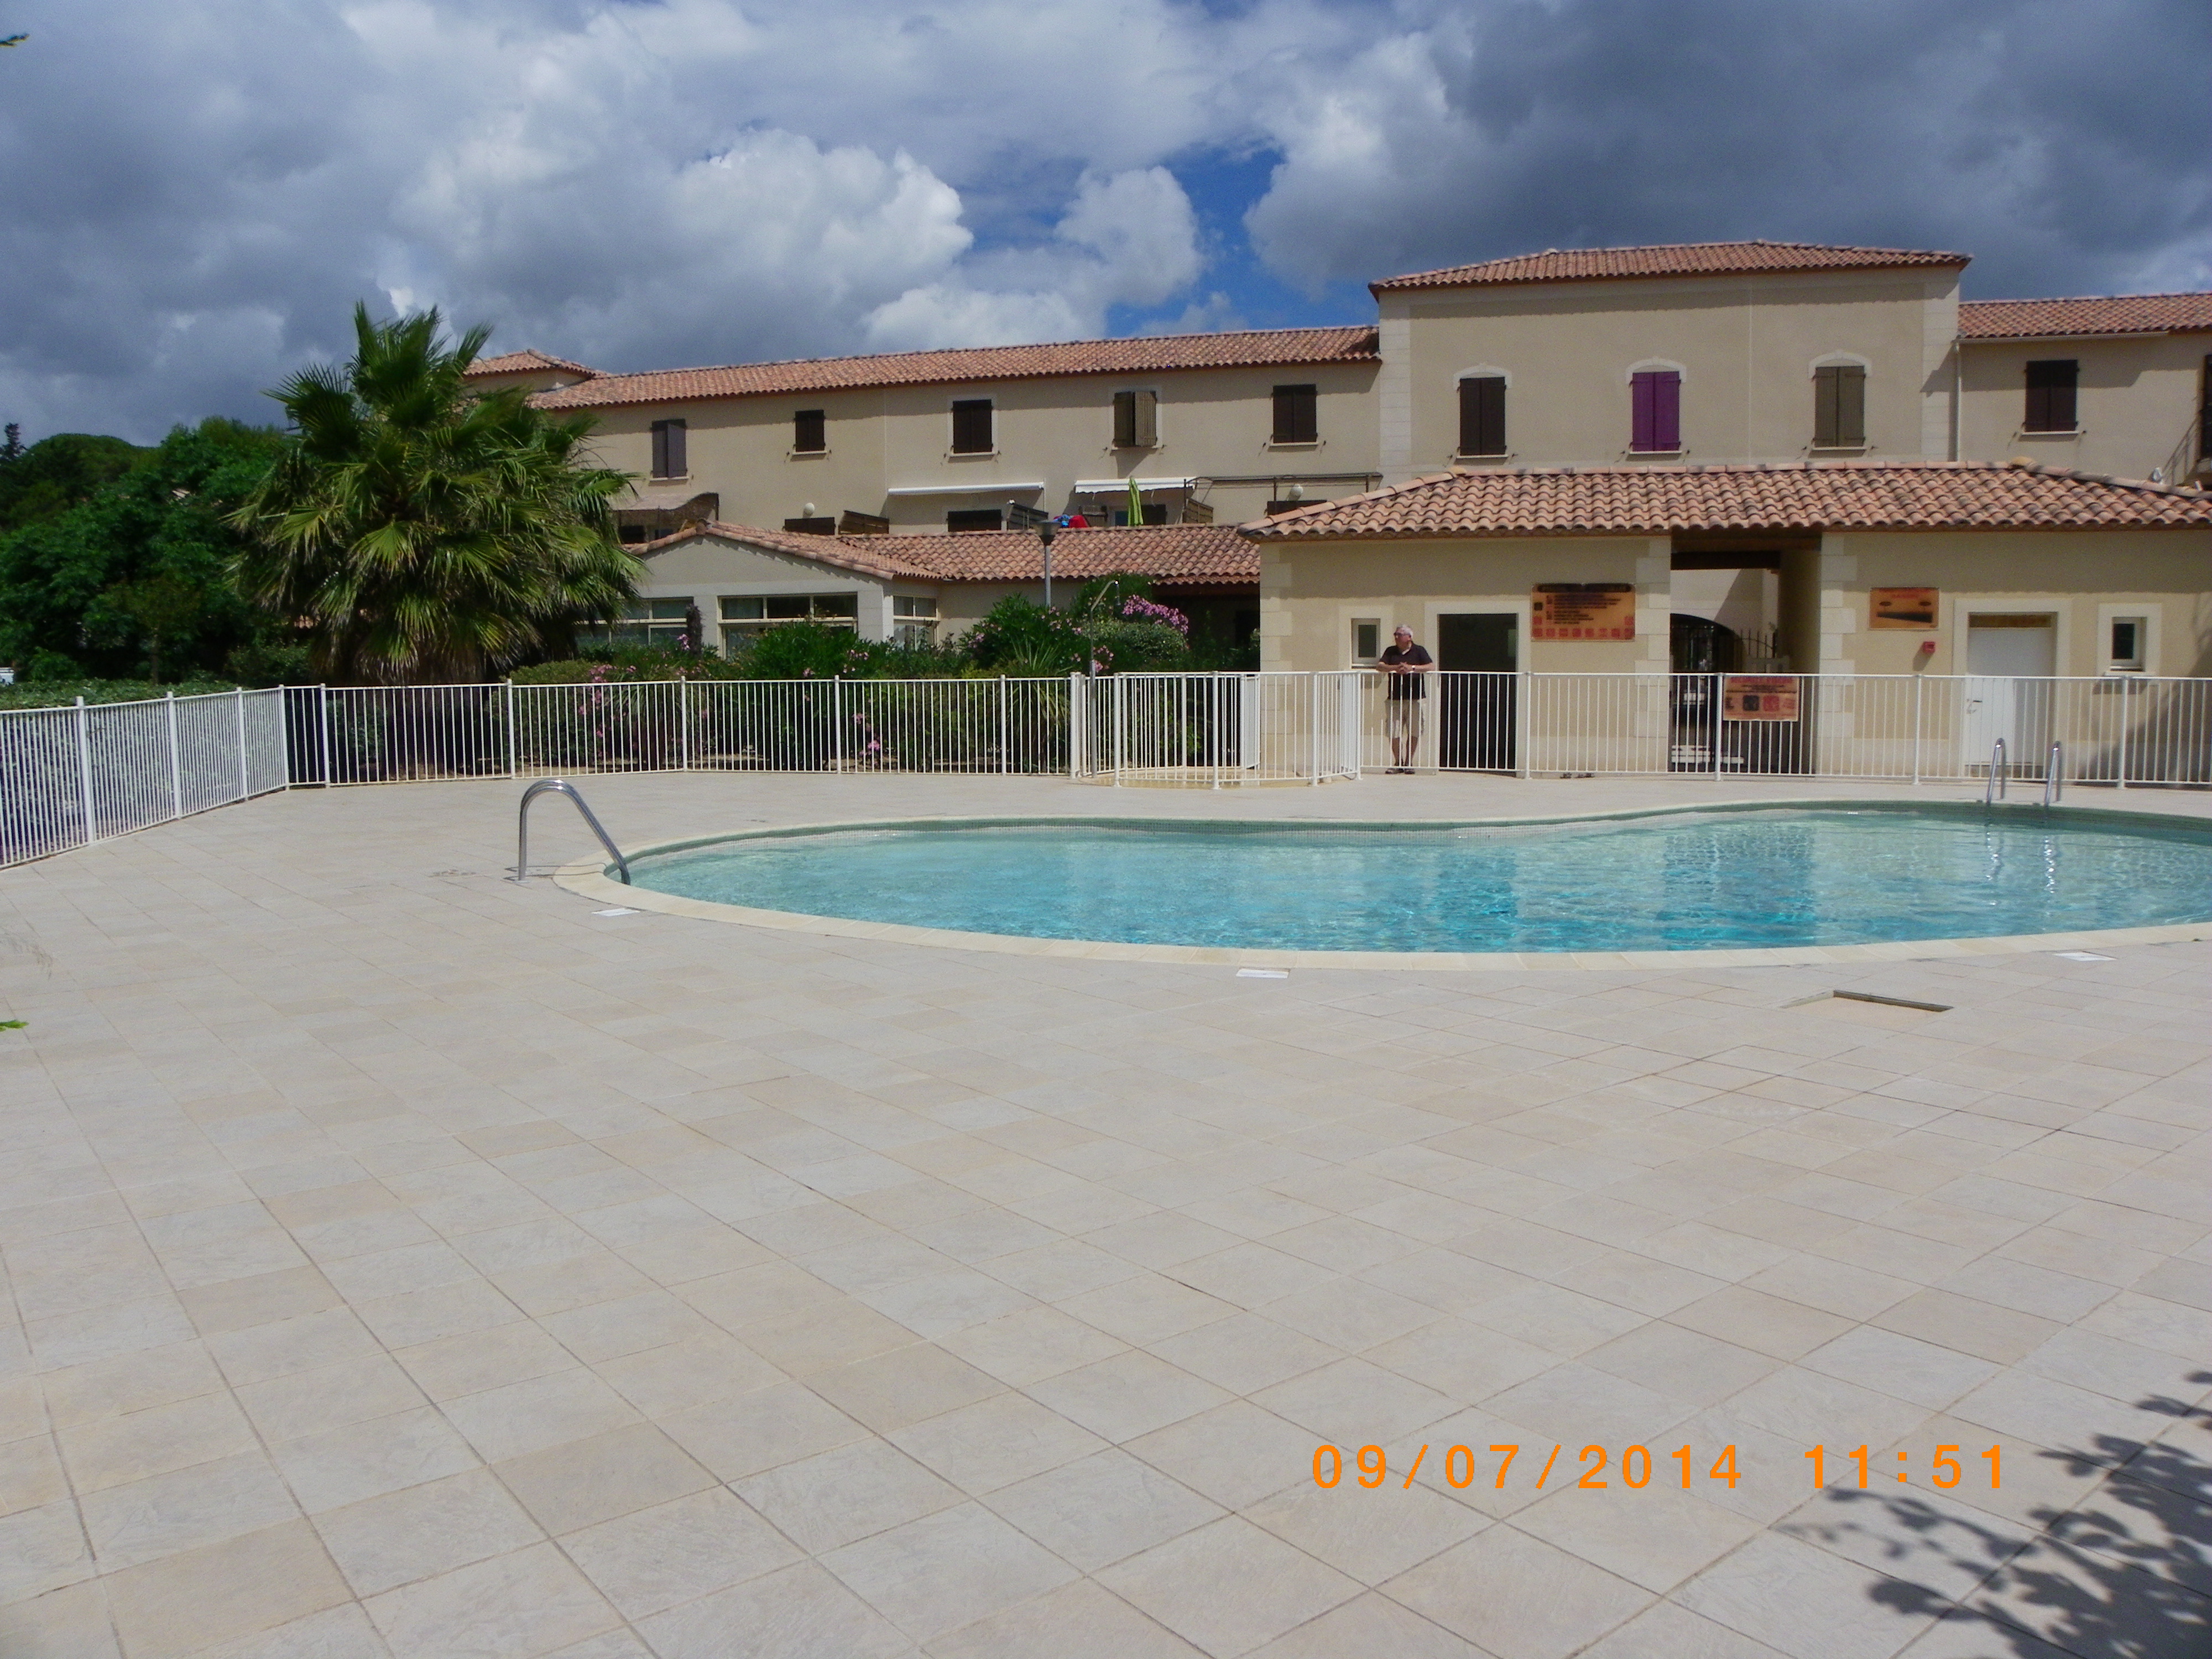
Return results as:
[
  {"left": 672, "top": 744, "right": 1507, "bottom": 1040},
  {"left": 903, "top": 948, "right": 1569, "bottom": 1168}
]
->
[{"left": 230, "top": 304, "right": 637, "bottom": 684}]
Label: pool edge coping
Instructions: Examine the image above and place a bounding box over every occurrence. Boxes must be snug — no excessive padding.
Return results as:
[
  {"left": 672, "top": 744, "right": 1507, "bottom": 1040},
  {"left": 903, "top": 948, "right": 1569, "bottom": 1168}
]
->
[{"left": 550, "top": 798, "right": 2212, "bottom": 971}]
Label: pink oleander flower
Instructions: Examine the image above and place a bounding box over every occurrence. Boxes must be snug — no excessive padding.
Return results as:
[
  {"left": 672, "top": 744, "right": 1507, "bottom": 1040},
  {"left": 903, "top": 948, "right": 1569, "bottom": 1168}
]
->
[{"left": 1121, "top": 596, "right": 1190, "bottom": 634}]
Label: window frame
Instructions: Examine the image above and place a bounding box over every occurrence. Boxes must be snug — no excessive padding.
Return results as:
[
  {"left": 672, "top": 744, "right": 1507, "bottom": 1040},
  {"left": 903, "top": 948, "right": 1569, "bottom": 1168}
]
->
[
  {"left": 1811, "top": 362, "right": 1867, "bottom": 450},
  {"left": 1628, "top": 368, "right": 1682, "bottom": 455},
  {"left": 649, "top": 418, "right": 687, "bottom": 479},
  {"left": 1270, "top": 383, "right": 1319, "bottom": 446},
  {"left": 2023, "top": 359, "right": 2079, "bottom": 435},
  {"left": 791, "top": 409, "right": 827, "bottom": 454},
  {"left": 1112, "top": 389, "right": 1160, "bottom": 450},
  {"left": 949, "top": 398, "right": 995, "bottom": 455},
  {"left": 1456, "top": 374, "right": 1507, "bottom": 458},
  {"left": 1351, "top": 619, "right": 1382, "bottom": 666}
]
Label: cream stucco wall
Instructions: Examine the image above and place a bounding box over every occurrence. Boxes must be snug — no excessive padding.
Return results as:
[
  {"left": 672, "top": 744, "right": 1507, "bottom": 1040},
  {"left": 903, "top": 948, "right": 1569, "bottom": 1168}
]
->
[
  {"left": 585, "top": 362, "right": 1380, "bottom": 536},
  {"left": 1258, "top": 536, "right": 1671, "bottom": 675},
  {"left": 629, "top": 535, "right": 915, "bottom": 643},
  {"left": 1378, "top": 269, "right": 1960, "bottom": 480},
  {"left": 1820, "top": 528, "right": 2212, "bottom": 678},
  {"left": 1958, "top": 335, "right": 2210, "bottom": 483}
]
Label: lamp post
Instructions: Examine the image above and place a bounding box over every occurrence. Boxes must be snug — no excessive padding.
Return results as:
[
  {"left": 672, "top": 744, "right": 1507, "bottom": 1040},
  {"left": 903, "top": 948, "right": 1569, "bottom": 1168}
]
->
[{"left": 1037, "top": 519, "right": 1055, "bottom": 610}]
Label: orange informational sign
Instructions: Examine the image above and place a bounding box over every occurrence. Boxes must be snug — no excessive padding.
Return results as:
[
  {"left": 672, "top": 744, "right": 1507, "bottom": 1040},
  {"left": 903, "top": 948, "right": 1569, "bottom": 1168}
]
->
[
  {"left": 1530, "top": 583, "right": 1636, "bottom": 640},
  {"left": 1723, "top": 675, "right": 1799, "bottom": 721},
  {"left": 1870, "top": 587, "right": 1939, "bottom": 629}
]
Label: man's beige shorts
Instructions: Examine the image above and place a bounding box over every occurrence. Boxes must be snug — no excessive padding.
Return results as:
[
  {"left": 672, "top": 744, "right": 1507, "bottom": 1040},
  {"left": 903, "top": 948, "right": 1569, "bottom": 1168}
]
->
[{"left": 1384, "top": 699, "right": 1424, "bottom": 743}]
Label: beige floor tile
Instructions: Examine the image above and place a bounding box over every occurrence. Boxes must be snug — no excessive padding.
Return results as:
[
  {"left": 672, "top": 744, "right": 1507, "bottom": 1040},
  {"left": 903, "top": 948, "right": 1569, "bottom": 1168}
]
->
[
  {"left": 1668, "top": 1285, "right": 1856, "bottom": 1360},
  {"left": 984, "top": 1447, "right": 1224, "bottom": 1571},
  {"left": 365, "top": 1541, "right": 620, "bottom": 1659},
  {"left": 1056, "top": 1275, "right": 1240, "bottom": 1345},
  {"left": 935, "top": 1305, "right": 1128, "bottom": 1387},
  {"left": 0, "top": 1579, "right": 122, "bottom": 1659},
  {"left": 737, "top": 1436, "right": 961, "bottom": 1553},
  {"left": 1245, "top": 1478, "right": 1488, "bottom": 1585},
  {"left": 1250, "top": 1357, "right": 1456, "bottom": 1446},
  {"left": 1577, "top": 1599, "right": 1790, "bottom": 1658},
  {"left": 1099, "top": 1514, "right": 1361, "bottom": 1657},
  {"left": 1672, "top": 1529, "right": 1942, "bottom": 1659},
  {"left": 1151, "top": 1314, "right": 1342, "bottom": 1396},
  {"left": 81, "top": 1448, "right": 300, "bottom": 1570},
  {"left": 1248, "top": 1590, "right": 1491, "bottom": 1659},
  {"left": 1511, "top": 1479, "right": 1763, "bottom": 1592},
  {"left": 822, "top": 1500, "right": 1077, "bottom": 1643},
  {"left": 1801, "top": 1327, "right": 2001, "bottom": 1411},
  {"left": 175, "top": 1265, "right": 345, "bottom": 1337},
  {"left": 536, "top": 1288, "right": 718, "bottom": 1364},
  {"left": 810, "top": 1342, "right": 1005, "bottom": 1433},
  {"left": 312, "top": 1466, "right": 545, "bottom": 1597},
  {"left": 392, "top": 1321, "right": 580, "bottom": 1401},
  {"left": 494, "top": 1421, "right": 714, "bottom": 1535},
  {"left": 889, "top": 1391, "right": 1107, "bottom": 1495},
  {"left": 205, "top": 1308, "right": 383, "bottom": 1388},
  {"left": 0, "top": 1432, "right": 70, "bottom": 1516},
  {"left": 1383, "top": 1524, "right": 1653, "bottom": 1659},
  {"left": 636, "top": 1560, "right": 912, "bottom": 1659},
  {"left": 925, "top": 1577, "right": 1204, "bottom": 1658},
  {"left": 660, "top": 1380, "right": 869, "bottom": 1480},
  {"left": 58, "top": 1390, "right": 258, "bottom": 1493},
  {"left": 1027, "top": 1352, "right": 1232, "bottom": 1444},
  {"left": 439, "top": 1368, "right": 640, "bottom": 1463},
  {"left": 268, "top": 1407, "right": 481, "bottom": 1515},
  {"left": 234, "top": 1353, "right": 429, "bottom": 1443},
  {"left": 0, "top": 1497, "right": 96, "bottom": 1601},
  {"left": 562, "top": 1486, "right": 800, "bottom": 1620},
  {"left": 103, "top": 1519, "right": 351, "bottom": 1659},
  {"left": 1125, "top": 1400, "right": 1318, "bottom": 1511},
  {"left": 589, "top": 1328, "right": 787, "bottom": 1416}
]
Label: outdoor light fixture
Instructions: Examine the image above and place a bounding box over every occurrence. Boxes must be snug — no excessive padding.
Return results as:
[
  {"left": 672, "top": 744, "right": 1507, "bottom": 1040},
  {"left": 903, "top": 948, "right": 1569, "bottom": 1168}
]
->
[{"left": 1037, "top": 518, "right": 1056, "bottom": 608}]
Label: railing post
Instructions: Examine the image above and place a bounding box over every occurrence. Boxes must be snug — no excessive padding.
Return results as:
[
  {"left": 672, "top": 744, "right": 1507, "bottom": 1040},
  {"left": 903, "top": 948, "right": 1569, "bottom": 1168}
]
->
[
  {"left": 2117, "top": 676, "right": 2131, "bottom": 788},
  {"left": 998, "top": 674, "right": 1009, "bottom": 775},
  {"left": 318, "top": 685, "right": 333, "bottom": 786},
  {"left": 679, "top": 677, "right": 690, "bottom": 771},
  {"left": 234, "top": 687, "right": 249, "bottom": 799},
  {"left": 74, "top": 696, "right": 97, "bottom": 844},
  {"left": 503, "top": 679, "right": 518, "bottom": 779},
  {"left": 832, "top": 676, "right": 844, "bottom": 772},
  {"left": 1911, "top": 674, "right": 1922, "bottom": 786},
  {"left": 1309, "top": 671, "right": 1321, "bottom": 785},
  {"left": 1516, "top": 671, "right": 1531, "bottom": 779},
  {"left": 165, "top": 691, "right": 183, "bottom": 820}
]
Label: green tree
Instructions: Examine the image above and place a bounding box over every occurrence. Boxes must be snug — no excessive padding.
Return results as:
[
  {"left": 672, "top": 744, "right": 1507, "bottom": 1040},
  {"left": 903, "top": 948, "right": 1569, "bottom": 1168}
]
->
[
  {"left": 0, "top": 418, "right": 283, "bottom": 679},
  {"left": 229, "top": 304, "right": 638, "bottom": 685},
  {"left": 0, "top": 430, "right": 153, "bottom": 534}
]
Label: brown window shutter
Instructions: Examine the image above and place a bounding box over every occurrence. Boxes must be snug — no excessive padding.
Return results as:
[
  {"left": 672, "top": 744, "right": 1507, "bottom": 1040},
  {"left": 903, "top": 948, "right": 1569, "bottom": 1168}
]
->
[
  {"left": 792, "top": 410, "right": 826, "bottom": 453},
  {"left": 1813, "top": 367, "right": 1839, "bottom": 447},
  {"left": 649, "top": 419, "right": 686, "bottom": 478},
  {"left": 1272, "top": 384, "right": 1318, "bottom": 444},
  {"left": 2025, "top": 360, "right": 2077, "bottom": 432},
  {"left": 1836, "top": 366, "right": 1865, "bottom": 446},
  {"left": 1134, "top": 390, "right": 1157, "bottom": 448},
  {"left": 1458, "top": 376, "right": 1505, "bottom": 456},
  {"left": 950, "top": 399, "right": 993, "bottom": 453},
  {"left": 650, "top": 421, "right": 668, "bottom": 479},
  {"left": 1113, "top": 391, "right": 1136, "bottom": 448}
]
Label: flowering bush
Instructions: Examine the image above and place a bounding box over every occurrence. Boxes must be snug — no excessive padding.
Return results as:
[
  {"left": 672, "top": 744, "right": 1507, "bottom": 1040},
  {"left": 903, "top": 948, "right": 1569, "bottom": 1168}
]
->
[{"left": 1120, "top": 596, "right": 1189, "bottom": 634}]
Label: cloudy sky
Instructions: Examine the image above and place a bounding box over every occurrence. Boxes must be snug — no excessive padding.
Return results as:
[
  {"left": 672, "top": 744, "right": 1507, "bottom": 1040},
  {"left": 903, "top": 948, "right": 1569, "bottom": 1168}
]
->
[{"left": 3, "top": 0, "right": 2207, "bottom": 441}]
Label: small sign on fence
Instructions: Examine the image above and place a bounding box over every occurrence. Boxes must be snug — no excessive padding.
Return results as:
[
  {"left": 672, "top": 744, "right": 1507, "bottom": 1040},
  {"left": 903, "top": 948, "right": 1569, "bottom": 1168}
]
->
[
  {"left": 1722, "top": 674, "right": 1799, "bottom": 721},
  {"left": 1531, "top": 583, "right": 1636, "bottom": 640}
]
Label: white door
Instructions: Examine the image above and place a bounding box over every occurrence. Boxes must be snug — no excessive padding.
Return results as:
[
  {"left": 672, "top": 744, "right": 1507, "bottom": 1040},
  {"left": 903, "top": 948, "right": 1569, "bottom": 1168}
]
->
[{"left": 1965, "top": 615, "right": 2056, "bottom": 771}]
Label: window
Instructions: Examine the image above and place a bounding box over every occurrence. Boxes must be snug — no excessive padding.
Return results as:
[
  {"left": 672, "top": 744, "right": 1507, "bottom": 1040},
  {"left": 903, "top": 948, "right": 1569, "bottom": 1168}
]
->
[
  {"left": 893, "top": 596, "right": 938, "bottom": 648},
  {"left": 1271, "top": 384, "right": 1318, "bottom": 445},
  {"left": 1110, "top": 504, "right": 1167, "bottom": 526},
  {"left": 1112, "top": 389, "right": 1159, "bottom": 449},
  {"left": 2025, "top": 360, "right": 2078, "bottom": 433},
  {"left": 591, "top": 598, "right": 695, "bottom": 649},
  {"left": 950, "top": 399, "right": 994, "bottom": 454},
  {"left": 2108, "top": 616, "right": 2147, "bottom": 672},
  {"left": 719, "top": 592, "right": 859, "bottom": 650},
  {"left": 1352, "top": 619, "right": 1381, "bottom": 665},
  {"left": 649, "top": 419, "right": 687, "bottom": 479},
  {"left": 1630, "top": 371, "right": 1681, "bottom": 453},
  {"left": 946, "top": 508, "right": 1002, "bottom": 533},
  {"left": 792, "top": 409, "right": 826, "bottom": 453},
  {"left": 1812, "top": 364, "right": 1866, "bottom": 448},
  {"left": 1457, "top": 376, "right": 1506, "bottom": 457}
]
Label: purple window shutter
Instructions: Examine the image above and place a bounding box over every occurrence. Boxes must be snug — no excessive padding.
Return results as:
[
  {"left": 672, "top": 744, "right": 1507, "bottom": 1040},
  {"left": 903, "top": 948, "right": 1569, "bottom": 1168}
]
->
[{"left": 1632, "top": 371, "right": 1679, "bottom": 451}]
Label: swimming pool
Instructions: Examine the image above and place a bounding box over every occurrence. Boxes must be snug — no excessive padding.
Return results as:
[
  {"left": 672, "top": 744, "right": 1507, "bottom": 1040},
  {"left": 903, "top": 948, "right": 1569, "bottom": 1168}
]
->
[{"left": 621, "top": 803, "right": 2212, "bottom": 956}]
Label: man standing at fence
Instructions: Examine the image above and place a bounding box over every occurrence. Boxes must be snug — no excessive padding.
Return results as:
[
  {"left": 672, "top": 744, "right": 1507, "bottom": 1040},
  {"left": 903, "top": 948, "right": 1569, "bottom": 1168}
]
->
[{"left": 1378, "top": 624, "right": 1432, "bottom": 773}]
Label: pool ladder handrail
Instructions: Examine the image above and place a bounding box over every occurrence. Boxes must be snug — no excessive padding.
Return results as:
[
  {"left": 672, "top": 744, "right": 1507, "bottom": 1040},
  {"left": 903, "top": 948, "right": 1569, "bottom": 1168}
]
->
[
  {"left": 1985, "top": 738, "right": 2006, "bottom": 805},
  {"left": 512, "top": 778, "right": 631, "bottom": 884},
  {"left": 2044, "top": 740, "right": 2063, "bottom": 807}
]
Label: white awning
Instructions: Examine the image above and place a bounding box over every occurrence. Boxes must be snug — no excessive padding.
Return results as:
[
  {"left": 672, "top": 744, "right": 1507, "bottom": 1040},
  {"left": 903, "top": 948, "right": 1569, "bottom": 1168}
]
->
[
  {"left": 1071, "top": 477, "right": 1200, "bottom": 494},
  {"left": 883, "top": 481, "right": 1047, "bottom": 497},
  {"left": 622, "top": 485, "right": 719, "bottom": 510}
]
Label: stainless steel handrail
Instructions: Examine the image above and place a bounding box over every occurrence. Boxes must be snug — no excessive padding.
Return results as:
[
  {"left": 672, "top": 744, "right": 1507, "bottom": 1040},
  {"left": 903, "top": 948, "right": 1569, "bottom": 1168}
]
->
[
  {"left": 512, "top": 778, "right": 631, "bottom": 884},
  {"left": 2044, "top": 740, "right": 2063, "bottom": 806},
  {"left": 1985, "top": 737, "right": 2006, "bottom": 805}
]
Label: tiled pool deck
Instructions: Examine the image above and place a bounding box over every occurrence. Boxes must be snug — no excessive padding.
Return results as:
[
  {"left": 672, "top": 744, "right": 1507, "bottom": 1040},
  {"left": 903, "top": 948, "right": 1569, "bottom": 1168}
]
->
[{"left": 2, "top": 771, "right": 2208, "bottom": 1658}]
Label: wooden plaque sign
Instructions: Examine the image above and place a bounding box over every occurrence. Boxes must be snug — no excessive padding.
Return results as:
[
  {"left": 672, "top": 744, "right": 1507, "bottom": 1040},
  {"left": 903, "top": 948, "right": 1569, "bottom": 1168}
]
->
[
  {"left": 1723, "top": 675, "right": 1800, "bottom": 721},
  {"left": 1870, "top": 587, "right": 1938, "bottom": 629},
  {"left": 1531, "top": 583, "right": 1636, "bottom": 640}
]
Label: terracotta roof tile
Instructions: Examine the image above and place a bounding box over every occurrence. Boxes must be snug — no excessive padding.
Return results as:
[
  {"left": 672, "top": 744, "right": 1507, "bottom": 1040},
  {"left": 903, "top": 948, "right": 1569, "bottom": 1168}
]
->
[
  {"left": 533, "top": 327, "right": 1378, "bottom": 411},
  {"left": 1959, "top": 293, "right": 2212, "bottom": 340},
  {"left": 1372, "top": 241, "right": 1969, "bottom": 293},
  {"left": 465, "top": 348, "right": 597, "bottom": 380},
  {"left": 1241, "top": 462, "right": 2212, "bottom": 539},
  {"left": 640, "top": 521, "right": 1256, "bottom": 586}
]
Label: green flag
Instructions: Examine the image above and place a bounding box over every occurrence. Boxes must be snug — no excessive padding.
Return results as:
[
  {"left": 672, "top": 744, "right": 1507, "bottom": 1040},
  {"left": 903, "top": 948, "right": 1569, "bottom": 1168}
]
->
[{"left": 1126, "top": 476, "right": 1144, "bottom": 528}]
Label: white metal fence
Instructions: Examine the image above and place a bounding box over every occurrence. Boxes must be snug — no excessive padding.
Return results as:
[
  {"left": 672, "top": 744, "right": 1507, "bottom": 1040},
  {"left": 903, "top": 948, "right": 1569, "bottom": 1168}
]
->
[
  {"left": 1, "top": 689, "right": 288, "bottom": 866},
  {"left": 4, "top": 671, "right": 2208, "bottom": 868}
]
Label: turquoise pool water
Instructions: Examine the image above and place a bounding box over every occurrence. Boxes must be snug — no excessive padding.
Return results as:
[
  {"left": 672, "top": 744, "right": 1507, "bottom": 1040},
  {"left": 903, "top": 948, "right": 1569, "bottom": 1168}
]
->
[{"left": 628, "top": 805, "right": 2212, "bottom": 954}]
